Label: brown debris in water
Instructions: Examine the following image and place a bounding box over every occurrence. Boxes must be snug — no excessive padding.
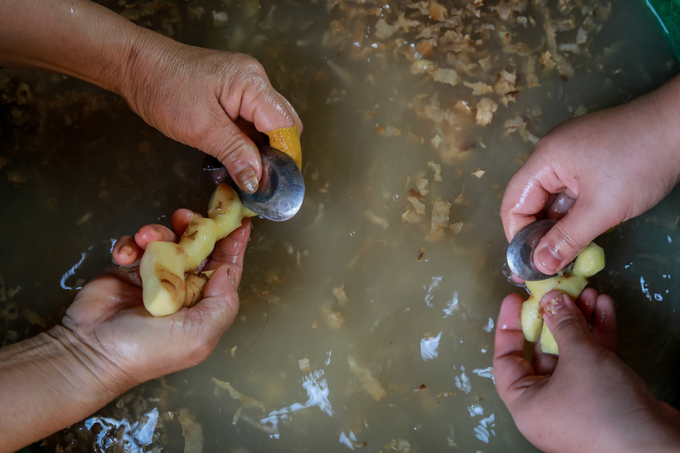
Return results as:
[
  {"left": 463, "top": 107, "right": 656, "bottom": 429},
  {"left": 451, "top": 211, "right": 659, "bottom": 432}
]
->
[
  {"left": 177, "top": 409, "right": 204, "bottom": 453},
  {"left": 212, "top": 378, "right": 266, "bottom": 412},
  {"left": 425, "top": 199, "right": 451, "bottom": 242},
  {"left": 348, "top": 355, "right": 386, "bottom": 401},
  {"left": 417, "top": 246, "right": 426, "bottom": 262},
  {"left": 332, "top": 284, "right": 348, "bottom": 306}
]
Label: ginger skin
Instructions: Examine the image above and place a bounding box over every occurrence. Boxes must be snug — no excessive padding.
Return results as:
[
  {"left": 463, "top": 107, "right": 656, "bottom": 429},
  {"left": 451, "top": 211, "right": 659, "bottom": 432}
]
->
[{"left": 140, "top": 184, "right": 255, "bottom": 317}]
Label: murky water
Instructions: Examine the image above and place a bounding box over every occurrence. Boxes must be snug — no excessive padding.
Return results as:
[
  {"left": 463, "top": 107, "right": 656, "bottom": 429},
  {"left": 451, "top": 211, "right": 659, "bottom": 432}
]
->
[{"left": 1, "top": 0, "right": 680, "bottom": 452}]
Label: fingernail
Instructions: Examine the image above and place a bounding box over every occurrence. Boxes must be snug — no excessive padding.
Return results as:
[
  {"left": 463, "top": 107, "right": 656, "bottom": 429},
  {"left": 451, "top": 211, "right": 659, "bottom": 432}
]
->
[
  {"left": 237, "top": 168, "right": 259, "bottom": 194},
  {"left": 540, "top": 294, "right": 564, "bottom": 317},
  {"left": 536, "top": 245, "right": 562, "bottom": 274},
  {"left": 120, "top": 245, "right": 132, "bottom": 257},
  {"left": 226, "top": 268, "right": 236, "bottom": 287}
]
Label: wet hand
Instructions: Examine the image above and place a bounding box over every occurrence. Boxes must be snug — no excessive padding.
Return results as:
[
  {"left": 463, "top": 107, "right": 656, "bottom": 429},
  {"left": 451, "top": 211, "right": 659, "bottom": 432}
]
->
[
  {"left": 61, "top": 210, "right": 251, "bottom": 388},
  {"left": 119, "top": 33, "right": 302, "bottom": 194},
  {"left": 500, "top": 74, "right": 680, "bottom": 275},
  {"left": 493, "top": 289, "right": 680, "bottom": 453}
]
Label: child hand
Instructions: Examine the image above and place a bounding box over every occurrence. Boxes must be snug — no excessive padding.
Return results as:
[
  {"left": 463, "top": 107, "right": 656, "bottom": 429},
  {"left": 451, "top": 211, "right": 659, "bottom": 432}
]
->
[{"left": 493, "top": 289, "right": 680, "bottom": 453}]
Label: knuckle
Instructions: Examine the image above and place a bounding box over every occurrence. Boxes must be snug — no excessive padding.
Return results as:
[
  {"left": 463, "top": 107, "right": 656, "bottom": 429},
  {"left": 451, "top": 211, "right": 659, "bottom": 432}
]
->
[
  {"left": 551, "top": 222, "right": 587, "bottom": 254},
  {"left": 552, "top": 312, "right": 579, "bottom": 333},
  {"left": 212, "top": 134, "right": 250, "bottom": 168}
]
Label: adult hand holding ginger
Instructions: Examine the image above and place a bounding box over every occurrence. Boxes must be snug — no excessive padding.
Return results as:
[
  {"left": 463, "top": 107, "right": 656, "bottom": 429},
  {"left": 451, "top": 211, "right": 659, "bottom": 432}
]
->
[
  {"left": 96, "top": 208, "right": 251, "bottom": 379},
  {"left": 136, "top": 184, "right": 255, "bottom": 316},
  {"left": 0, "top": 212, "right": 252, "bottom": 451}
]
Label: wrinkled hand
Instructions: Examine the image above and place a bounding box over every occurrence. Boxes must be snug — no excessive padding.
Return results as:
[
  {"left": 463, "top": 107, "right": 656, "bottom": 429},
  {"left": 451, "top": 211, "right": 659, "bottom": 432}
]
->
[
  {"left": 120, "top": 33, "right": 303, "bottom": 193},
  {"left": 500, "top": 74, "right": 680, "bottom": 275},
  {"left": 493, "top": 289, "right": 680, "bottom": 453},
  {"left": 62, "top": 209, "right": 250, "bottom": 388}
]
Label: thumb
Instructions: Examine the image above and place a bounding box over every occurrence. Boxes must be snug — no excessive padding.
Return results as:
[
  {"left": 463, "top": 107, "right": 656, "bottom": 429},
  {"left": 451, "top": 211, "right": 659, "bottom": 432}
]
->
[
  {"left": 532, "top": 200, "right": 612, "bottom": 274},
  {"left": 208, "top": 121, "right": 263, "bottom": 194},
  {"left": 539, "top": 291, "right": 597, "bottom": 356}
]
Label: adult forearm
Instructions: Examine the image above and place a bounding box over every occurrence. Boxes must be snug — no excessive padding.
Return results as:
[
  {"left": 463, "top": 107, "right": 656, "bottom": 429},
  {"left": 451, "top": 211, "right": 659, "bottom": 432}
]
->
[
  {"left": 0, "top": 327, "right": 131, "bottom": 452},
  {"left": 0, "top": 0, "right": 148, "bottom": 95}
]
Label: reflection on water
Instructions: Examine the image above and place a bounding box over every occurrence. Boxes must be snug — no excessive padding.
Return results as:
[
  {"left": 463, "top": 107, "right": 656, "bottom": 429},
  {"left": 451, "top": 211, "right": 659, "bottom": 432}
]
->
[
  {"left": 260, "top": 370, "right": 335, "bottom": 439},
  {"left": 1, "top": 0, "right": 680, "bottom": 452},
  {"left": 85, "top": 407, "right": 159, "bottom": 452}
]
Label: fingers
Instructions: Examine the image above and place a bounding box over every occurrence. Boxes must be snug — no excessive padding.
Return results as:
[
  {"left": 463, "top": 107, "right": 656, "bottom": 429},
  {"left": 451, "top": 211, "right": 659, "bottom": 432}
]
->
[
  {"left": 539, "top": 291, "right": 598, "bottom": 357},
  {"left": 112, "top": 235, "right": 141, "bottom": 265},
  {"left": 134, "top": 224, "right": 178, "bottom": 250},
  {"left": 167, "top": 219, "right": 251, "bottom": 359},
  {"left": 200, "top": 265, "right": 240, "bottom": 317},
  {"left": 228, "top": 60, "right": 298, "bottom": 135},
  {"left": 499, "top": 176, "right": 548, "bottom": 242},
  {"left": 532, "top": 342, "right": 558, "bottom": 376},
  {"left": 575, "top": 287, "right": 599, "bottom": 325},
  {"left": 574, "top": 288, "right": 617, "bottom": 352},
  {"left": 532, "top": 199, "right": 613, "bottom": 275},
  {"left": 545, "top": 191, "right": 576, "bottom": 219},
  {"left": 207, "top": 218, "right": 251, "bottom": 282},
  {"left": 493, "top": 293, "right": 537, "bottom": 405},
  {"left": 113, "top": 213, "right": 196, "bottom": 265},
  {"left": 499, "top": 155, "right": 568, "bottom": 242},
  {"left": 208, "top": 120, "right": 263, "bottom": 194},
  {"left": 276, "top": 90, "right": 303, "bottom": 134},
  {"left": 181, "top": 265, "right": 241, "bottom": 362},
  {"left": 215, "top": 54, "right": 302, "bottom": 194},
  {"left": 65, "top": 275, "right": 144, "bottom": 328},
  {"left": 171, "top": 209, "right": 201, "bottom": 236},
  {"left": 592, "top": 293, "right": 617, "bottom": 353}
]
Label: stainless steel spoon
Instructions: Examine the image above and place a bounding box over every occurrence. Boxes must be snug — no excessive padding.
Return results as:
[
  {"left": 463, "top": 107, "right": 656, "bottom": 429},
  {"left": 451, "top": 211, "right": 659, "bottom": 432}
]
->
[
  {"left": 506, "top": 219, "right": 558, "bottom": 281},
  {"left": 203, "top": 145, "right": 305, "bottom": 222}
]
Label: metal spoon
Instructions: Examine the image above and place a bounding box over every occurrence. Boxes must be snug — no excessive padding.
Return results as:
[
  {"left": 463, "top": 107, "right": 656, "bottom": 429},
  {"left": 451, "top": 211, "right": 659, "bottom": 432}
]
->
[
  {"left": 203, "top": 145, "right": 305, "bottom": 222},
  {"left": 506, "top": 219, "right": 558, "bottom": 281}
]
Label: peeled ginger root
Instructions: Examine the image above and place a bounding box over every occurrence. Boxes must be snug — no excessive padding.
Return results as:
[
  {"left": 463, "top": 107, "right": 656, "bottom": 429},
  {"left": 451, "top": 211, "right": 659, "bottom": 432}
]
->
[
  {"left": 140, "top": 184, "right": 256, "bottom": 317},
  {"left": 520, "top": 243, "right": 606, "bottom": 355}
]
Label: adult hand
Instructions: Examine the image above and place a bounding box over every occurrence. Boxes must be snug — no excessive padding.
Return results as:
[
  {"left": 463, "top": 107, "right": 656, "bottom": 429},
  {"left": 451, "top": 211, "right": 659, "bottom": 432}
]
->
[
  {"left": 71, "top": 209, "right": 251, "bottom": 385},
  {"left": 500, "top": 74, "right": 680, "bottom": 275},
  {"left": 119, "top": 38, "right": 303, "bottom": 193},
  {"left": 0, "top": 210, "right": 250, "bottom": 452},
  {"left": 0, "top": 0, "right": 303, "bottom": 195},
  {"left": 493, "top": 289, "right": 680, "bottom": 453}
]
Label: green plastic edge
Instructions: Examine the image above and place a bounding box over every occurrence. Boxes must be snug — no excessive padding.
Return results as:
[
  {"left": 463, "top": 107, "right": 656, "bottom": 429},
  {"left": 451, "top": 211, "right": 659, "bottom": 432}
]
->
[{"left": 646, "top": 0, "right": 680, "bottom": 60}]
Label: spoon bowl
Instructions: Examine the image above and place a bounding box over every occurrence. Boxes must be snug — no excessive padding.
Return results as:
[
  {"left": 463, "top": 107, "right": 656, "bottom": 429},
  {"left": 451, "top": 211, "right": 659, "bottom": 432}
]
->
[
  {"left": 203, "top": 145, "right": 305, "bottom": 221},
  {"left": 235, "top": 145, "right": 305, "bottom": 221},
  {"left": 506, "top": 219, "right": 558, "bottom": 282}
]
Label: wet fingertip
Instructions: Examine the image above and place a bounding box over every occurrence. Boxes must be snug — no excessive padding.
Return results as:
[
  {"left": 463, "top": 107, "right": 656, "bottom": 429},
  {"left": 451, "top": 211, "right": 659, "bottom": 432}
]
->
[
  {"left": 112, "top": 235, "right": 133, "bottom": 251},
  {"left": 237, "top": 167, "right": 259, "bottom": 194},
  {"left": 539, "top": 291, "right": 568, "bottom": 317},
  {"left": 595, "top": 294, "right": 617, "bottom": 323},
  {"left": 576, "top": 287, "right": 597, "bottom": 310},
  {"left": 119, "top": 244, "right": 134, "bottom": 258},
  {"left": 535, "top": 245, "right": 563, "bottom": 275},
  {"left": 226, "top": 267, "right": 237, "bottom": 288},
  {"left": 112, "top": 236, "right": 135, "bottom": 259},
  {"left": 172, "top": 209, "right": 200, "bottom": 235}
]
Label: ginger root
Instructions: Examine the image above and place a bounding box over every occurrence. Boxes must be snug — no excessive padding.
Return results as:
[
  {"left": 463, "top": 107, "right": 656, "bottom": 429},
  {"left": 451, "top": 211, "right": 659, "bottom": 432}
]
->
[
  {"left": 520, "top": 242, "right": 605, "bottom": 355},
  {"left": 140, "top": 183, "right": 256, "bottom": 317}
]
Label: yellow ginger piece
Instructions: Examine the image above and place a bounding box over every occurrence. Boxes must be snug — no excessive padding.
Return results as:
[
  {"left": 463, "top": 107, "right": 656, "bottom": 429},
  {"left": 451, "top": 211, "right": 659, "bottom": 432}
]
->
[
  {"left": 520, "top": 243, "right": 605, "bottom": 355},
  {"left": 140, "top": 184, "right": 256, "bottom": 317},
  {"left": 266, "top": 125, "right": 302, "bottom": 169}
]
